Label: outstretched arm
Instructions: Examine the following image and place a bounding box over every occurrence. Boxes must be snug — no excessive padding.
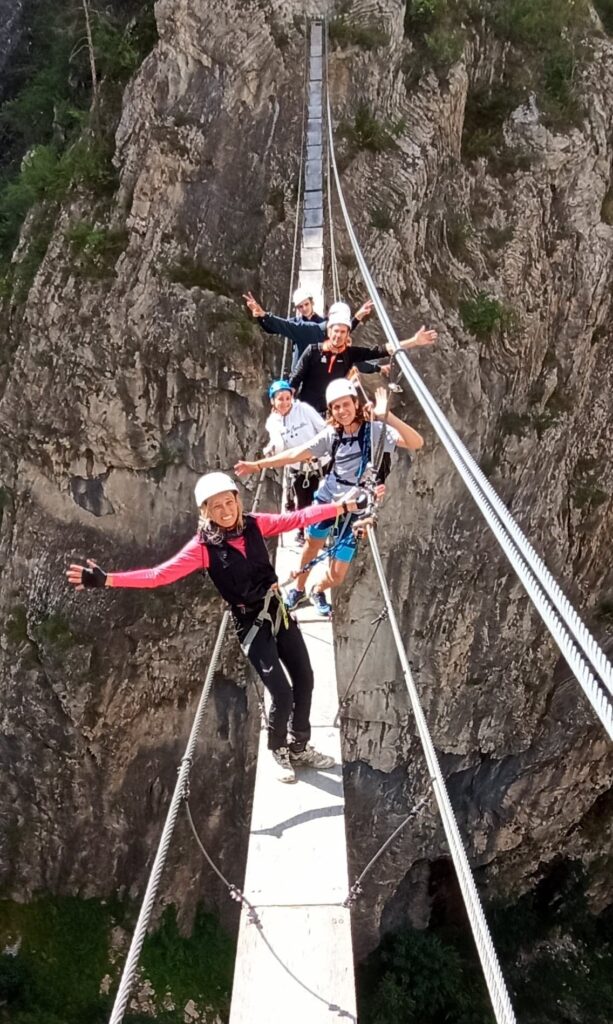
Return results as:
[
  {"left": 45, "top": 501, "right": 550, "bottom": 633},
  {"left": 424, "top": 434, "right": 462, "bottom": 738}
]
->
[
  {"left": 388, "top": 325, "right": 437, "bottom": 355},
  {"left": 67, "top": 537, "right": 205, "bottom": 590},
  {"left": 235, "top": 440, "right": 313, "bottom": 477},
  {"left": 370, "top": 387, "right": 424, "bottom": 451}
]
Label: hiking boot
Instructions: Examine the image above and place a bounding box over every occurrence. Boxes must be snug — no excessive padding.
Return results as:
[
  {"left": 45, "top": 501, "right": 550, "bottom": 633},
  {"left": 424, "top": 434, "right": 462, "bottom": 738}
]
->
[
  {"left": 290, "top": 745, "right": 335, "bottom": 770},
  {"left": 310, "top": 590, "right": 332, "bottom": 618},
  {"left": 285, "top": 587, "right": 306, "bottom": 611},
  {"left": 272, "top": 747, "right": 296, "bottom": 783}
]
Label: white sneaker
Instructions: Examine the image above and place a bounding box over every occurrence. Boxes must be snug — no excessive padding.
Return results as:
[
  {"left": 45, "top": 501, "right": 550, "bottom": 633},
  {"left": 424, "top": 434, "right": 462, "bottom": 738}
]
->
[
  {"left": 289, "top": 745, "right": 335, "bottom": 770},
  {"left": 272, "top": 746, "right": 296, "bottom": 783}
]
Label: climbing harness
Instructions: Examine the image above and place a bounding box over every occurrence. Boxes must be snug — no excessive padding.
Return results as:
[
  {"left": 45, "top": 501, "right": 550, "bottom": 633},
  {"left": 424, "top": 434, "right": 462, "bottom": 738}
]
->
[
  {"left": 280, "top": 488, "right": 370, "bottom": 589},
  {"left": 239, "top": 586, "right": 289, "bottom": 657}
]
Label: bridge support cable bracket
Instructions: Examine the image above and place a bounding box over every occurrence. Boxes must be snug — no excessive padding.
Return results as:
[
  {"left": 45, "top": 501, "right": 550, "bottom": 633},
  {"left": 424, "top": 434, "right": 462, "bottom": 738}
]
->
[
  {"left": 324, "top": 79, "right": 613, "bottom": 738},
  {"left": 366, "top": 527, "right": 517, "bottom": 1024}
]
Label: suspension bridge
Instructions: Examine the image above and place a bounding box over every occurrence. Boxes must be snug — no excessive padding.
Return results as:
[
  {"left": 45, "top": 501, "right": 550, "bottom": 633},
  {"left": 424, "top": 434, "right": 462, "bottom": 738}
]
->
[{"left": 105, "top": 17, "right": 613, "bottom": 1024}]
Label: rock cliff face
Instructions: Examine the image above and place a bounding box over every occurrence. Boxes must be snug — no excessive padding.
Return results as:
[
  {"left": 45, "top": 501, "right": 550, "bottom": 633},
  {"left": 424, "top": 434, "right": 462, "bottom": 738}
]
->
[
  {"left": 0, "top": 0, "right": 25, "bottom": 78},
  {"left": 0, "top": 0, "right": 612, "bottom": 959}
]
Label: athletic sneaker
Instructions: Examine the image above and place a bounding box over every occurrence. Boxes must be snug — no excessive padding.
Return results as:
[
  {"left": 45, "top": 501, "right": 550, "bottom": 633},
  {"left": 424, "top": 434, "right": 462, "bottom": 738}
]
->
[
  {"left": 290, "top": 745, "right": 335, "bottom": 770},
  {"left": 285, "top": 587, "right": 306, "bottom": 610},
  {"left": 272, "top": 747, "right": 296, "bottom": 783},
  {"left": 310, "top": 590, "right": 332, "bottom": 618}
]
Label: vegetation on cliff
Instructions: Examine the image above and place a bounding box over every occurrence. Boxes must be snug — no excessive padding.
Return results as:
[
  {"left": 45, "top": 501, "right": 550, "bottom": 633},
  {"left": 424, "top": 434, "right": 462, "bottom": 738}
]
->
[
  {"left": 359, "top": 862, "right": 613, "bottom": 1024},
  {"left": 0, "top": 0, "right": 157, "bottom": 301},
  {"left": 0, "top": 897, "right": 234, "bottom": 1023}
]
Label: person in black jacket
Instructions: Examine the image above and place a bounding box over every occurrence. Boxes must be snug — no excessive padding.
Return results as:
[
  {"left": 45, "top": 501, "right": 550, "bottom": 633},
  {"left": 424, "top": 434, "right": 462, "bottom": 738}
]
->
[
  {"left": 289, "top": 306, "right": 437, "bottom": 413},
  {"left": 243, "top": 290, "right": 375, "bottom": 371}
]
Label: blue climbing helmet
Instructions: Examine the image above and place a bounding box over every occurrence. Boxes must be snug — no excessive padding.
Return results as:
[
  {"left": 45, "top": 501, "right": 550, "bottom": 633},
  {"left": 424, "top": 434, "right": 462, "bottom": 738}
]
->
[{"left": 268, "top": 379, "right": 292, "bottom": 399}]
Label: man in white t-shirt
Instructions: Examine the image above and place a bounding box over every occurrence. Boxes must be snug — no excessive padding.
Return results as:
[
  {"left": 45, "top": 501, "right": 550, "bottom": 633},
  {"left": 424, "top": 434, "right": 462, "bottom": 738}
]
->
[{"left": 236, "top": 379, "right": 424, "bottom": 618}]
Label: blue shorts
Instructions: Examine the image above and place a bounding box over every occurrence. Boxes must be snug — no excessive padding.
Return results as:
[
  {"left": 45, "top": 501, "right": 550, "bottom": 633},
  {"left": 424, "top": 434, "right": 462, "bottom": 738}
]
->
[{"left": 307, "top": 512, "right": 358, "bottom": 563}]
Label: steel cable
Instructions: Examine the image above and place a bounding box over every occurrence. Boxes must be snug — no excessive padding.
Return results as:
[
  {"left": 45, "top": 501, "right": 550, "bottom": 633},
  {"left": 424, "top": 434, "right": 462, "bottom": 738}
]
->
[
  {"left": 108, "top": 610, "right": 231, "bottom": 1024},
  {"left": 324, "top": 84, "right": 613, "bottom": 737},
  {"left": 367, "top": 528, "right": 517, "bottom": 1024}
]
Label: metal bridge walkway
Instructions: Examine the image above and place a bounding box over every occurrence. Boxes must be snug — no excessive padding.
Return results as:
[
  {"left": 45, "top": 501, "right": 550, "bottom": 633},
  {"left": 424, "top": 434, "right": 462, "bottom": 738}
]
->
[{"left": 229, "top": 21, "right": 357, "bottom": 1024}]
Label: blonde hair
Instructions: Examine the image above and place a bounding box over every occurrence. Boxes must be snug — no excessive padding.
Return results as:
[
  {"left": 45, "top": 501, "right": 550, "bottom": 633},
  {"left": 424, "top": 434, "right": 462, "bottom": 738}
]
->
[{"left": 198, "top": 492, "right": 244, "bottom": 544}]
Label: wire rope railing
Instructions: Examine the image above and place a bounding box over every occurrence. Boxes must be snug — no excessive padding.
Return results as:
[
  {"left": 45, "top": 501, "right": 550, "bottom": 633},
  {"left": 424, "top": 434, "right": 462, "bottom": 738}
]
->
[{"left": 324, "top": 73, "right": 613, "bottom": 739}]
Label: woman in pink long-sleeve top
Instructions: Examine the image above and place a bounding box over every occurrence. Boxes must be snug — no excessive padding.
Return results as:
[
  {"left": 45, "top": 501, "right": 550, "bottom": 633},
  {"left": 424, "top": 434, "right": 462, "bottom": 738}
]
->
[{"left": 67, "top": 472, "right": 358, "bottom": 783}]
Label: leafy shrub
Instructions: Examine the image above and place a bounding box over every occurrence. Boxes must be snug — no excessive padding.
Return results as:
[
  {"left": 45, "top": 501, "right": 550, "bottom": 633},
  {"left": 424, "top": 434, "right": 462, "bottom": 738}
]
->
[
  {"left": 34, "top": 612, "right": 77, "bottom": 650},
  {"left": 140, "top": 906, "right": 234, "bottom": 1016},
  {"left": 446, "top": 215, "right": 472, "bottom": 258},
  {"left": 424, "top": 26, "right": 465, "bottom": 65},
  {"left": 404, "top": 0, "right": 470, "bottom": 71},
  {"left": 594, "top": 0, "right": 613, "bottom": 32},
  {"left": 66, "top": 221, "right": 128, "bottom": 278},
  {"left": 0, "top": 897, "right": 233, "bottom": 1024},
  {"left": 0, "top": 0, "right": 155, "bottom": 278},
  {"left": 601, "top": 184, "right": 613, "bottom": 225},
  {"left": 490, "top": 0, "right": 590, "bottom": 47},
  {"left": 459, "top": 292, "right": 514, "bottom": 339},
  {"left": 340, "top": 105, "right": 404, "bottom": 153},
  {"left": 370, "top": 206, "right": 394, "bottom": 230},
  {"left": 5, "top": 605, "right": 28, "bottom": 645},
  {"left": 328, "top": 17, "right": 389, "bottom": 50},
  {"left": 404, "top": 0, "right": 448, "bottom": 35},
  {"left": 499, "top": 410, "right": 532, "bottom": 438},
  {"left": 359, "top": 928, "right": 493, "bottom": 1024},
  {"left": 92, "top": 8, "right": 157, "bottom": 82},
  {"left": 168, "top": 259, "right": 234, "bottom": 295},
  {"left": 462, "top": 84, "right": 524, "bottom": 160}
]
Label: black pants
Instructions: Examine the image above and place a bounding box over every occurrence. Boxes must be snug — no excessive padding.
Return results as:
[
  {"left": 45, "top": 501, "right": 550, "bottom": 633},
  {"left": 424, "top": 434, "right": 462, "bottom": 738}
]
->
[
  {"left": 290, "top": 469, "right": 320, "bottom": 511},
  {"left": 234, "top": 610, "right": 314, "bottom": 751}
]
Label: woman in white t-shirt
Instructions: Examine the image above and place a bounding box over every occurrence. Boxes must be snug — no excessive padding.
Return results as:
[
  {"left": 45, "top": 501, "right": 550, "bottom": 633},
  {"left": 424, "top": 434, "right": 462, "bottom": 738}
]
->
[{"left": 264, "top": 380, "right": 326, "bottom": 531}]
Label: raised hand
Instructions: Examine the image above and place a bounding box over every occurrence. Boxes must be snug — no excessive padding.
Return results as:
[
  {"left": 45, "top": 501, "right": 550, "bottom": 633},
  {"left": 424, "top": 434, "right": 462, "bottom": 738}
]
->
[
  {"left": 66, "top": 559, "right": 107, "bottom": 590},
  {"left": 242, "top": 291, "right": 265, "bottom": 318},
  {"left": 354, "top": 299, "right": 374, "bottom": 322},
  {"left": 234, "top": 460, "right": 259, "bottom": 477},
  {"left": 372, "top": 386, "right": 390, "bottom": 419},
  {"left": 400, "top": 325, "right": 437, "bottom": 348}
]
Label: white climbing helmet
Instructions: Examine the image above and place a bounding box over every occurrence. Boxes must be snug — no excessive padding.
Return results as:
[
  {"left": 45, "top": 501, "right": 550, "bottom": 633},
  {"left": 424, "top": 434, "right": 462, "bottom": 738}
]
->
[
  {"left": 194, "top": 472, "right": 238, "bottom": 507},
  {"left": 293, "top": 286, "right": 313, "bottom": 306},
  {"left": 327, "top": 301, "right": 352, "bottom": 329},
  {"left": 325, "top": 378, "right": 358, "bottom": 406}
]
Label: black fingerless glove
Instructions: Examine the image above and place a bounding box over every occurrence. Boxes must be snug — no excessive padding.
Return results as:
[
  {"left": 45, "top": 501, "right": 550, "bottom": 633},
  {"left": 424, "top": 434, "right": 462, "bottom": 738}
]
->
[{"left": 82, "top": 565, "right": 107, "bottom": 588}]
